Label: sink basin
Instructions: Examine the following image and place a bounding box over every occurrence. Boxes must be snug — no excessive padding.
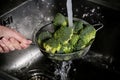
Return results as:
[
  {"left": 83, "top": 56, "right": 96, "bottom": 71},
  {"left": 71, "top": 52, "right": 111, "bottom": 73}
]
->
[{"left": 0, "top": 0, "right": 120, "bottom": 80}]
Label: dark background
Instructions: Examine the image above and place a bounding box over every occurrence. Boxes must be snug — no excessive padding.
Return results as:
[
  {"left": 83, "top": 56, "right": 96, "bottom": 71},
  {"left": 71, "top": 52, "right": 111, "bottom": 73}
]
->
[
  {"left": 0, "top": 0, "right": 120, "bottom": 80},
  {"left": 0, "top": 0, "right": 120, "bottom": 72},
  {"left": 0, "top": 0, "right": 27, "bottom": 15},
  {"left": 0, "top": 0, "right": 120, "bottom": 15}
]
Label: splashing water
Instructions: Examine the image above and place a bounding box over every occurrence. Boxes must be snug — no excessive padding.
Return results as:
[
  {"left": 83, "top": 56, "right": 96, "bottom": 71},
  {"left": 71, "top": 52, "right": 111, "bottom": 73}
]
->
[
  {"left": 54, "top": 61, "right": 72, "bottom": 80},
  {"left": 53, "top": 0, "right": 74, "bottom": 80},
  {"left": 67, "top": 0, "right": 73, "bottom": 27}
]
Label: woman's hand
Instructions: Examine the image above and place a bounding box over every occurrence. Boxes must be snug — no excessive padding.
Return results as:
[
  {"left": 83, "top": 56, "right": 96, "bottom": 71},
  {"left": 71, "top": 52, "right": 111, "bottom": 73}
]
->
[{"left": 0, "top": 25, "right": 32, "bottom": 53}]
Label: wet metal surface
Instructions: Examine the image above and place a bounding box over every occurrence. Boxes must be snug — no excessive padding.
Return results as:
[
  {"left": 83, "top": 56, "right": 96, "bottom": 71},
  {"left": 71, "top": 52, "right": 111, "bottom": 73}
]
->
[{"left": 0, "top": 0, "right": 120, "bottom": 80}]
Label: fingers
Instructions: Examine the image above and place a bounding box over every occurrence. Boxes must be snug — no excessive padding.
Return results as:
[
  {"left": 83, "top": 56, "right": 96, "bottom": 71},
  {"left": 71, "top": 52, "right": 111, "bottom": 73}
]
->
[
  {"left": 20, "top": 43, "right": 29, "bottom": 49},
  {"left": 11, "top": 30, "right": 32, "bottom": 45},
  {"left": 0, "top": 26, "right": 32, "bottom": 45},
  {"left": 9, "top": 37, "right": 31, "bottom": 50},
  {"left": 0, "top": 37, "right": 32, "bottom": 53},
  {"left": 0, "top": 26, "right": 32, "bottom": 53},
  {"left": 2, "top": 38, "right": 15, "bottom": 51},
  {"left": 9, "top": 38, "right": 22, "bottom": 50},
  {"left": 0, "top": 40, "right": 9, "bottom": 53}
]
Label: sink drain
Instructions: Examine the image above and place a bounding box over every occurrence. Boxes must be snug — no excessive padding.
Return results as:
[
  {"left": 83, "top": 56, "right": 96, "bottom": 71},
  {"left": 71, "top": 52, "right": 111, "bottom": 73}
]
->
[
  {"left": 29, "top": 74, "right": 50, "bottom": 80},
  {"left": 27, "top": 69, "right": 53, "bottom": 80}
]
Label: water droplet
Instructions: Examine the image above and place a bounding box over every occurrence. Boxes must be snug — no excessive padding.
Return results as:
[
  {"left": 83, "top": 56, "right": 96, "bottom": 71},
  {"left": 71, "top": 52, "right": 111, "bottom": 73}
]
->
[
  {"left": 63, "top": 13, "right": 66, "bottom": 16},
  {"left": 90, "top": 14, "right": 94, "bottom": 16},
  {"left": 47, "top": 3, "right": 50, "bottom": 5},
  {"left": 48, "top": 10, "right": 51, "bottom": 13},
  {"left": 97, "top": 6, "right": 100, "bottom": 9},
  {"left": 81, "top": 5, "right": 83, "bottom": 7},
  {"left": 91, "top": 8, "right": 95, "bottom": 13},
  {"left": 73, "top": 68, "right": 76, "bottom": 71},
  {"left": 62, "top": 8, "right": 65, "bottom": 10},
  {"left": 75, "top": 9, "right": 79, "bottom": 12},
  {"left": 47, "top": 17, "right": 50, "bottom": 21},
  {"left": 46, "top": 5, "right": 49, "bottom": 8},
  {"left": 52, "top": 5, "right": 54, "bottom": 7},
  {"left": 37, "top": 6, "right": 39, "bottom": 9},
  {"left": 40, "top": 14, "right": 44, "bottom": 18},
  {"left": 102, "top": 16, "right": 104, "bottom": 18},
  {"left": 82, "top": 13, "right": 89, "bottom": 18},
  {"left": 85, "top": 7, "right": 88, "bottom": 9},
  {"left": 97, "top": 13, "right": 100, "bottom": 16}
]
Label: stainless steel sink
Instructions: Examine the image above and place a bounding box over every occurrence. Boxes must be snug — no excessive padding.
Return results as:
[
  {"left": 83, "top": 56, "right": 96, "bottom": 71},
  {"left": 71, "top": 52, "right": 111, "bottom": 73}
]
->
[{"left": 0, "top": 0, "right": 120, "bottom": 80}]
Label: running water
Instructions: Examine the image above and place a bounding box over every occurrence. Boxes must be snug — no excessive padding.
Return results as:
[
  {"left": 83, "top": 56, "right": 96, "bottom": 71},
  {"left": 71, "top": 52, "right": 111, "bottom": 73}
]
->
[
  {"left": 54, "top": 61, "right": 72, "bottom": 80},
  {"left": 54, "top": 0, "right": 74, "bottom": 80},
  {"left": 67, "top": 0, "right": 73, "bottom": 27}
]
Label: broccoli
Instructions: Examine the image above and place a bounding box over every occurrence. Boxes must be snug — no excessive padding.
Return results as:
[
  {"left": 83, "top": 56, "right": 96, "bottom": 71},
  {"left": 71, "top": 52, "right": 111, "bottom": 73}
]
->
[
  {"left": 79, "top": 24, "right": 96, "bottom": 45},
  {"left": 69, "top": 34, "right": 79, "bottom": 46},
  {"left": 74, "top": 21, "right": 83, "bottom": 33},
  {"left": 74, "top": 39, "right": 86, "bottom": 50},
  {"left": 43, "top": 38, "right": 61, "bottom": 54},
  {"left": 54, "top": 26, "right": 73, "bottom": 44},
  {"left": 38, "top": 13, "right": 97, "bottom": 55},
  {"left": 37, "top": 31, "right": 52, "bottom": 45},
  {"left": 53, "top": 13, "right": 67, "bottom": 28},
  {"left": 58, "top": 43, "right": 73, "bottom": 54}
]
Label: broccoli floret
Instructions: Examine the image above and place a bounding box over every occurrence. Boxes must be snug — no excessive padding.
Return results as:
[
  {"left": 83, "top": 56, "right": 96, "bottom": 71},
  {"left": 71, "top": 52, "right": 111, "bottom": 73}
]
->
[
  {"left": 79, "top": 24, "right": 96, "bottom": 45},
  {"left": 54, "top": 26, "right": 73, "bottom": 44},
  {"left": 74, "top": 21, "right": 83, "bottom": 33},
  {"left": 53, "top": 13, "right": 67, "bottom": 28},
  {"left": 43, "top": 38, "right": 61, "bottom": 54},
  {"left": 37, "top": 31, "right": 52, "bottom": 45},
  {"left": 39, "top": 13, "right": 97, "bottom": 55},
  {"left": 58, "top": 43, "right": 73, "bottom": 54},
  {"left": 74, "top": 39, "right": 86, "bottom": 50},
  {"left": 69, "top": 34, "right": 79, "bottom": 46}
]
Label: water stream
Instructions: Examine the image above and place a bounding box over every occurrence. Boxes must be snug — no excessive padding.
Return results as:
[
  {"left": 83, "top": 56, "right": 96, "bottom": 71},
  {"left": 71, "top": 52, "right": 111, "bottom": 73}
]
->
[
  {"left": 53, "top": 0, "right": 74, "bottom": 80},
  {"left": 54, "top": 61, "right": 72, "bottom": 80},
  {"left": 66, "top": 0, "right": 73, "bottom": 27}
]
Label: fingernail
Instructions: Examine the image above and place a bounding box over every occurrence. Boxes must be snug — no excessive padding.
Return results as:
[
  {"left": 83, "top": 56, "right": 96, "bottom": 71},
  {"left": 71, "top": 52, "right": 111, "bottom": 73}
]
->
[
  {"left": 20, "top": 43, "right": 28, "bottom": 49},
  {"left": 22, "top": 39, "right": 32, "bottom": 44},
  {"left": 27, "top": 40, "right": 32, "bottom": 44},
  {"left": 11, "top": 47, "right": 15, "bottom": 51}
]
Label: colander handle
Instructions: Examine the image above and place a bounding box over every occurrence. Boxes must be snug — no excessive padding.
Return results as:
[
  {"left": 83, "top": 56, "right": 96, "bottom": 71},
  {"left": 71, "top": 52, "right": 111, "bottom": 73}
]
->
[{"left": 93, "top": 23, "right": 104, "bottom": 32}]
